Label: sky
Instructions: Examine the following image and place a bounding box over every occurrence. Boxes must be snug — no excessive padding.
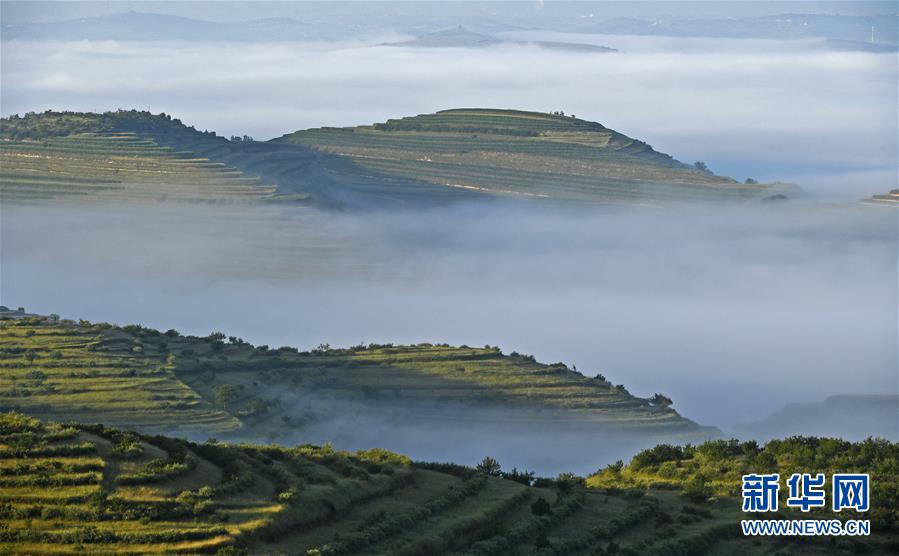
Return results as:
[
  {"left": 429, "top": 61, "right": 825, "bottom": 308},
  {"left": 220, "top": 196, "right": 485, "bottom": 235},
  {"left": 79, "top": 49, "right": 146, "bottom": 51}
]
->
[{"left": 2, "top": 2, "right": 894, "bottom": 24}]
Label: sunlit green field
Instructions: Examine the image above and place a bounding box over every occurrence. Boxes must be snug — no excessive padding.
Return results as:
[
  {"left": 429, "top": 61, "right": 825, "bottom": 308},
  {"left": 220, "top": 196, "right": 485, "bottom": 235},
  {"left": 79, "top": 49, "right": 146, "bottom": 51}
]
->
[
  {"left": 2, "top": 413, "right": 892, "bottom": 555},
  {"left": 0, "top": 316, "right": 237, "bottom": 434}
]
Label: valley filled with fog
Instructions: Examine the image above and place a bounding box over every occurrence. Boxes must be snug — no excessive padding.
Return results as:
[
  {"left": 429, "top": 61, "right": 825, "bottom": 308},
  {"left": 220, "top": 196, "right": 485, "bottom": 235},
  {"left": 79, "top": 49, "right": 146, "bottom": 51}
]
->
[{"left": 3, "top": 199, "right": 895, "bottom": 436}]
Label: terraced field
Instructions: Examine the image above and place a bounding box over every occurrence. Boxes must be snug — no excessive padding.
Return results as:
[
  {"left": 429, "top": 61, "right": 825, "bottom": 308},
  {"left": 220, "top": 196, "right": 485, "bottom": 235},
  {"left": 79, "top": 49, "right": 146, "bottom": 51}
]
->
[
  {"left": 862, "top": 189, "right": 899, "bottom": 206},
  {"left": 0, "top": 110, "right": 475, "bottom": 208},
  {"left": 0, "top": 133, "right": 274, "bottom": 203},
  {"left": 2, "top": 414, "right": 890, "bottom": 555},
  {"left": 277, "top": 108, "right": 776, "bottom": 203},
  {"left": 2, "top": 109, "right": 780, "bottom": 208},
  {"left": 0, "top": 314, "right": 237, "bottom": 434},
  {"left": 0, "top": 312, "right": 695, "bottom": 436},
  {"left": 0, "top": 412, "right": 416, "bottom": 554}
]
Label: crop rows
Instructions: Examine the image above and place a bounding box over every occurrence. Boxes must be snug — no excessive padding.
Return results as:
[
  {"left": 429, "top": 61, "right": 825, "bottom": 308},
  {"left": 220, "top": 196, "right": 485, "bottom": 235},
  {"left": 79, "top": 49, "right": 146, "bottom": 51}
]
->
[
  {"left": 1, "top": 315, "right": 692, "bottom": 436},
  {"left": 0, "top": 134, "right": 274, "bottom": 203}
]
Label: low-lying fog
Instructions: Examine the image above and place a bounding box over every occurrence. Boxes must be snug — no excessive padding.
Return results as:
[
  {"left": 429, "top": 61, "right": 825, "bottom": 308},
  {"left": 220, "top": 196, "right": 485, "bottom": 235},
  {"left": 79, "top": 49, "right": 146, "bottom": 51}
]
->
[{"left": 3, "top": 200, "right": 895, "bottom": 436}]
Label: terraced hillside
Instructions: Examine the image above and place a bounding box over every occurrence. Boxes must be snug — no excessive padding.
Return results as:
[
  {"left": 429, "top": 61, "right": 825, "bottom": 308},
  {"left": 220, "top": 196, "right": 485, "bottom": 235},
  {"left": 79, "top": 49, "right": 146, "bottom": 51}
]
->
[
  {"left": 862, "top": 189, "right": 899, "bottom": 206},
  {"left": 0, "top": 110, "right": 475, "bottom": 208},
  {"left": 277, "top": 108, "right": 776, "bottom": 203},
  {"left": 0, "top": 412, "right": 417, "bottom": 554},
  {"left": 0, "top": 313, "right": 238, "bottom": 434},
  {"left": 0, "top": 133, "right": 273, "bottom": 203},
  {"left": 2, "top": 414, "right": 893, "bottom": 555},
  {"left": 0, "top": 111, "right": 285, "bottom": 204},
  {"left": 0, "top": 312, "right": 698, "bottom": 438},
  {"left": 3, "top": 109, "right": 779, "bottom": 208}
]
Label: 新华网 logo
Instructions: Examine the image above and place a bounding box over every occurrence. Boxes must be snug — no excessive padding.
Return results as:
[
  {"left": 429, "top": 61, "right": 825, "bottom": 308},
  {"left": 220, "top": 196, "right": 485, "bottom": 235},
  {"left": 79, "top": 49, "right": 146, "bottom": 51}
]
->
[{"left": 740, "top": 473, "right": 871, "bottom": 537}]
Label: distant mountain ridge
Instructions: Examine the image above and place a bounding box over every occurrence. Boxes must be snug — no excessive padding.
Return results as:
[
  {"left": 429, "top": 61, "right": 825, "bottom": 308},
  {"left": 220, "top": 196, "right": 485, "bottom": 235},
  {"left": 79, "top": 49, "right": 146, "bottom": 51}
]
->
[
  {"left": 578, "top": 13, "right": 897, "bottom": 45},
  {"left": 383, "top": 26, "right": 617, "bottom": 53},
  {"left": 3, "top": 9, "right": 895, "bottom": 46},
  {"left": 738, "top": 394, "right": 899, "bottom": 441},
  {"left": 1, "top": 10, "right": 321, "bottom": 41}
]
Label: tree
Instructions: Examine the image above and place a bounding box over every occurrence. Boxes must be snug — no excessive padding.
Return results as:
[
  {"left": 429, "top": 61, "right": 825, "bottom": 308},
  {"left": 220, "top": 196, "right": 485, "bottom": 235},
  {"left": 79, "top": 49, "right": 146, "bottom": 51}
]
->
[
  {"left": 745, "top": 177, "right": 758, "bottom": 184},
  {"left": 682, "top": 474, "right": 712, "bottom": 503},
  {"left": 213, "top": 384, "right": 236, "bottom": 412},
  {"left": 693, "top": 161, "right": 709, "bottom": 172},
  {"left": 650, "top": 393, "right": 673, "bottom": 408},
  {"left": 503, "top": 467, "right": 535, "bottom": 485},
  {"left": 555, "top": 472, "right": 585, "bottom": 493},
  {"left": 476, "top": 456, "right": 502, "bottom": 477},
  {"left": 605, "top": 460, "right": 624, "bottom": 474}
]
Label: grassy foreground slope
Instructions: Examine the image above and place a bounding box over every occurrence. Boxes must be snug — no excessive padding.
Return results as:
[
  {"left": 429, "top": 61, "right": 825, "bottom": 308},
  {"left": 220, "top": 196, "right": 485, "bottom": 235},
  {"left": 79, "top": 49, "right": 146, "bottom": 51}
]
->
[
  {"left": 1, "top": 413, "right": 894, "bottom": 555},
  {"left": 588, "top": 437, "right": 899, "bottom": 554},
  {"left": 277, "top": 108, "right": 776, "bottom": 203},
  {"left": 0, "top": 312, "right": 698, "bottom": 437}
]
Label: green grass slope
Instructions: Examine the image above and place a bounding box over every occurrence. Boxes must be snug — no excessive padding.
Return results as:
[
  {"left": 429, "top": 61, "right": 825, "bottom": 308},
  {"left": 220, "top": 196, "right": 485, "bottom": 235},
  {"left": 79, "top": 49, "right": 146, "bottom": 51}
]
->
[
  {"left": 0, "top": 311, "right": 699, "bottom": 438},
  {"left": 276, "top": 108, "right": 776, "bottom": 204},
  {"left": 2, "top": 414, "right": 893, "bottom": 555}
]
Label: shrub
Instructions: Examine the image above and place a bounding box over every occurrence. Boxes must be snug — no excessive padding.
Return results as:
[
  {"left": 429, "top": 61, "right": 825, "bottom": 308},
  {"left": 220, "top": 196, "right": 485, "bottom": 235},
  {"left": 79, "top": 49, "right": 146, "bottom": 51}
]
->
[{"left": 530, "top": 497, "right": 551, "bottom": 516}]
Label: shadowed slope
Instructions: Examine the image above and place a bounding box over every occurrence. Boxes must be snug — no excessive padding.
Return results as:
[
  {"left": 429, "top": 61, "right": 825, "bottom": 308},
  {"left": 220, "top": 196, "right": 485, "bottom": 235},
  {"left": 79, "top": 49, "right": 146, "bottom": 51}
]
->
[
  {"left": 0, "top": 110, "right": 474, "bottom": 208},
  {"left": 276, "top": 108, "right": 779, "bottom": 203}
]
